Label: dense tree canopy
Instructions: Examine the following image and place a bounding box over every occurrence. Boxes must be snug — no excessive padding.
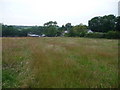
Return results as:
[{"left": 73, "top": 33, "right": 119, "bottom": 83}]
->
[
  {"left": 116, "top": 16, "right": 120, "bottom": 31},
  {"left": 43, "top": 21, "right": 58, "bottom": 37},
  {"left": 2, "top": 25, "right": 18, "bottom": 37},
  {"left": 2, "top": 15, "right": 120, "bottom": 39},
  {"left": 88, "top": 15, "right": 117, "bottom": 32},
  {"left": 67, "top": 24, "right": 88, "bottom": 37},
  {"left": 44, "top": 21, "right": 57, "bottom": 26}
]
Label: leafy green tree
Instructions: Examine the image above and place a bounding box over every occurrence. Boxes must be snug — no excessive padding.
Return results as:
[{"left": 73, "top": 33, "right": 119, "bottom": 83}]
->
[
  {"left": 28, "top": 26, "right": 44, "bottom": 35},
  {"left": 68, "top": 24, "right": 88, "bottom": 37},
  {"left": 88, "top": 15, "right": 116, "bottom": 32},
  {"left": 101, "top": 15, "right": 116, "bottom": 32},
  {"left": 57, "top": 25, "right": 67, "bottom": 36},
  {"left": 44, "top": 21, "right": 57, "bottom": 26},
  {"left": 44, "top": 21, "right": 58, "bottom": 37},
  {"left": 65, "top": 23, "right": 72, "bottom": 31},
  {"left": 116, "top": 16, "right": 120, "bottom": 31},
  {"left": 44, "top": 26, "right": 57, "bottom": 37},
  {"left": 88, "top": 17, "right": 101, "bottom": 32},
  {"left": 2, "top": 25, "right": 19, "bottom": 37},
  {"left": 18, "top": 29, "right": 30, "bottom": 36}
]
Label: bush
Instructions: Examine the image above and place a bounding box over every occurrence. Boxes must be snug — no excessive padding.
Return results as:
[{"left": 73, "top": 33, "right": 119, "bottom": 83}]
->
[
  {"left": 85, "top": 32, "right": 105, "bottom": 38},
  {"left": 85, "top": 31, "right": 120, "bottom": 39},
  {"left": 105, "top": 31, "right": 120, "bottom": 39}
]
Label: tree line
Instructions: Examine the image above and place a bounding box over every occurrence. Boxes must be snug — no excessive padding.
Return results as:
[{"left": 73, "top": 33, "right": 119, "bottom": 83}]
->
[{"left": 1, "top": 14, "right": 120, "bottom": 39}]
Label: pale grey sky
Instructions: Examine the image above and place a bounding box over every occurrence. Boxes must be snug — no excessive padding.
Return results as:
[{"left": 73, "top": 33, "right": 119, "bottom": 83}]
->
[{"left": 0, "top": 0, "right": 119, "bottom": 26}]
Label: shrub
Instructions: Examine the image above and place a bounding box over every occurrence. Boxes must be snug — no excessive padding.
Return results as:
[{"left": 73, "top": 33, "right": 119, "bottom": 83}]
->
[
  {"left": 105, "top": 31, "right": 120, "bottom": 39},
  {"left": 85, "top": 32, "right": 105, "bottom": 38}
]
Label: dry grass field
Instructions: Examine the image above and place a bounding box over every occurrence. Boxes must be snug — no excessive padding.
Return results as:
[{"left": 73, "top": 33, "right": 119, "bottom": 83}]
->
[{"left": 2, "top": 37, "right": 118, "bottom": 88}]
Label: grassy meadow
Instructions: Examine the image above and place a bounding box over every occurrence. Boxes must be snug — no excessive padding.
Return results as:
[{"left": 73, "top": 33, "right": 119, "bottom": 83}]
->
[{"left": 2, "top": 37, "right": 118, "bottom": 88}]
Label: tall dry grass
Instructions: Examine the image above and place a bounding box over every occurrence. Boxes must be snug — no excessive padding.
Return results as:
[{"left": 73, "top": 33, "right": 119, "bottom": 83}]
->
[{"left": 2, "top": 37, "right": 118, "bottom": 88}]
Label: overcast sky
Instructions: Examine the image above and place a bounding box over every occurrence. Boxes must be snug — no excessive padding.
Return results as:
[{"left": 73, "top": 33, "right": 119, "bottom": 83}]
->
[{"left": 0, "top": 0, "right": 119, "bottom": 26}]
